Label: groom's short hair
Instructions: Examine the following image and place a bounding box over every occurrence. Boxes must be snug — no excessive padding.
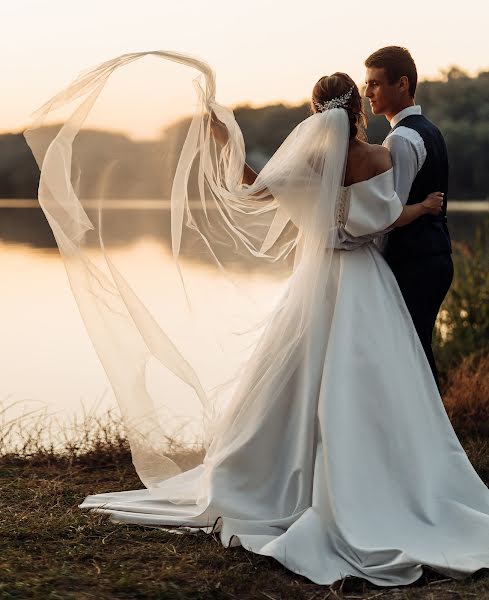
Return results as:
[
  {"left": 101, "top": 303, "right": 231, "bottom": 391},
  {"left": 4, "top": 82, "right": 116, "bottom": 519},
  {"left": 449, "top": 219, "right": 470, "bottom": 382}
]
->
[{"left": 365, "top": 46, "right": 417, "bottom": 97}]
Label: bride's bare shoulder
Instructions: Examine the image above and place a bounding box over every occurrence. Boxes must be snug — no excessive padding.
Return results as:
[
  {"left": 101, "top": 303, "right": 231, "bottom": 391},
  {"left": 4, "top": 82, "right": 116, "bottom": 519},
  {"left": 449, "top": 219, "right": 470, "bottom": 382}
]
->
[
  {"left": 367, "top": 143, "right": 392, "bottom": 175},
  {"left": 344, "top": 141, "right": 392, "bottom": 186}
]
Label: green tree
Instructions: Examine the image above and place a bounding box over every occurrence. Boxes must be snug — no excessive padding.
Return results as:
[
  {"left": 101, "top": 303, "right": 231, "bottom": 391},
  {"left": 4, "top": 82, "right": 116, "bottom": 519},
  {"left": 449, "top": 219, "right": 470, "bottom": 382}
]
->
[{"left": 1, "top": 68, "right": 488, "bottom": 200}]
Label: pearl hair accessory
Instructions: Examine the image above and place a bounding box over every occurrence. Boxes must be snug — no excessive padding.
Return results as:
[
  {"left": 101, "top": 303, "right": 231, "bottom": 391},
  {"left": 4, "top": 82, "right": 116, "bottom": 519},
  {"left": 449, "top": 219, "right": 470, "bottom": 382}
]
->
[{"left": 314, "top": 86, "right": 354, "bottom": 112}]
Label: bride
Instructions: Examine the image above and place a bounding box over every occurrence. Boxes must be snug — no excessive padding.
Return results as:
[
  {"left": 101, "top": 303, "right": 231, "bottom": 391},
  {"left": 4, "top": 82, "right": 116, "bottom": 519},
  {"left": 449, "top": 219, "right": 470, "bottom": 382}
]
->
[{"left": 25, "top": 51, "right": 489, "bottom": 587}]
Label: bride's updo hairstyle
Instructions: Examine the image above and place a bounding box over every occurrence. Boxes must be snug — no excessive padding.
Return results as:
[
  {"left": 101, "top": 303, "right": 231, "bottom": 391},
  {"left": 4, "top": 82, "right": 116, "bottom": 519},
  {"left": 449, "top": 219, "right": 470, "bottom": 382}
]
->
[{"left": 311, "top": 73, "right": 367, "bottom": 140}]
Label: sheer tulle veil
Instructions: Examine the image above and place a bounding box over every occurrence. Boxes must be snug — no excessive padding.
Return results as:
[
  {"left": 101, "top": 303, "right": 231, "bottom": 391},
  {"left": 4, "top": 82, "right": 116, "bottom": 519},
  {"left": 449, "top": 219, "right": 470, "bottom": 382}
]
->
[{"left": 24, "top": 50, "right": 349, "bottom": 487}]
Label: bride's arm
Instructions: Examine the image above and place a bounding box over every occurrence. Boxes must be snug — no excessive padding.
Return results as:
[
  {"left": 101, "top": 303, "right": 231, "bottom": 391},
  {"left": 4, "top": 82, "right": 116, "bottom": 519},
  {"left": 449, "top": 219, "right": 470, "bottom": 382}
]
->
[
  {"left": 371, "top": 146, "right": 443, "bottom": 229},
  {"left": 392, "top": 192, "right": 444, "bottom": 227},
  {"left": 210, "top": 112, "right": 259, "bottom": 185},
  {"left": 243, "top": 163, "right": 259, "bottom": 185}
]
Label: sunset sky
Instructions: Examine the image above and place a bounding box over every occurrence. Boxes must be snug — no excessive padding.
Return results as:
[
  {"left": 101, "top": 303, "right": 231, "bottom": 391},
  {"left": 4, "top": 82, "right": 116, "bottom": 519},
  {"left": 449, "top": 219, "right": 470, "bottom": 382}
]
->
[{"left": 2, "top": 0, "right": 488, "bottom": 138}]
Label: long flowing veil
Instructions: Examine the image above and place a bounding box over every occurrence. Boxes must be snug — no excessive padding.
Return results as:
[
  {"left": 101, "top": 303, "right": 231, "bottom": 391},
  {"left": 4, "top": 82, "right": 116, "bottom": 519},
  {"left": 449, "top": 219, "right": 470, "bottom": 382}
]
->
[{"left": 24, "top": 51, "right": 349, "bottom": 487}]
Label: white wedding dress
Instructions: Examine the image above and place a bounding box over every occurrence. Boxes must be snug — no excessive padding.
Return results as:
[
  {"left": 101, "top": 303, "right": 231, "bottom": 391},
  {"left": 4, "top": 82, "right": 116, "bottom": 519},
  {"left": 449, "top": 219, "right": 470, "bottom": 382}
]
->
[
  {"left": 80, "top": 168, "right": 489, "bottom": 587},
  {"left": 23, "top": 49, "right": 489, "bottom": 587}
]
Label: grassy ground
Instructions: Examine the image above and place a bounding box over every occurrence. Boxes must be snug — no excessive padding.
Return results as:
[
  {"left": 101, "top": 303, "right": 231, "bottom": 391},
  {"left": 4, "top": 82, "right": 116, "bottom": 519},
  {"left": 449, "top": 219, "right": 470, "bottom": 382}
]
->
[
  {"left": 1, "top": 434, "right": 489, "bottom": 600},
  {"left": 2, "top": 356, "right": 489, "bottom": 600}
]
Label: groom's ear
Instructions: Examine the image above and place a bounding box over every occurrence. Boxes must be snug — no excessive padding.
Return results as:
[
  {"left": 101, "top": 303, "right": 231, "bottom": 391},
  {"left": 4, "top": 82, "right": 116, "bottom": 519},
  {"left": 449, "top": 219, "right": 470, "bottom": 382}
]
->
[{"left": 399, "top": 75, "right": 411, "bottom": 96}]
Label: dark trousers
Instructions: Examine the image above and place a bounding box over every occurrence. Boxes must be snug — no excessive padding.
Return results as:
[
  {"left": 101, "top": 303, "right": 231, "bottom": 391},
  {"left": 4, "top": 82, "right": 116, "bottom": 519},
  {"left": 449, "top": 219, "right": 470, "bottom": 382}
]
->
[{"left": 386, "top": 253, "right": 454, "bottom": 389}]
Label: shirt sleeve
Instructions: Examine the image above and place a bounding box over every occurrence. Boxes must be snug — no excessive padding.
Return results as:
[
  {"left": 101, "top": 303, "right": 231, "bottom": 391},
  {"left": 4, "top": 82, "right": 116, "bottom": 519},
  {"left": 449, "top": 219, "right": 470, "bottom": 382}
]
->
[{"left": 383, "top": 133, "right": 420, "bottom": 205}]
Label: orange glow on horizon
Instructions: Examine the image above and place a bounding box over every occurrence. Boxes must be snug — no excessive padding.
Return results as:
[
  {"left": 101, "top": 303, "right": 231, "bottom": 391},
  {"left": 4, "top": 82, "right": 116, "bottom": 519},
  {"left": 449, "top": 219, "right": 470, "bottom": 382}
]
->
[{"left": 1, "top": 0, "right": 488, "bottom": 139}]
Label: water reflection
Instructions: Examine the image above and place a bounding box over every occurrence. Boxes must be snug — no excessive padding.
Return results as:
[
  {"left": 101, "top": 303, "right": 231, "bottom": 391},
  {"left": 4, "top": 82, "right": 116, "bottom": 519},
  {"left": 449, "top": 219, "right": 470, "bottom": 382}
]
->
[
  {"left": 0, "top": 236, "right": 286, "bottom": 444},
  {"left": 1, "top": 201, "right": 487, "bottom": 251},
  {"left": 1, "top": 201, "right": 488, "bottom": 445}
]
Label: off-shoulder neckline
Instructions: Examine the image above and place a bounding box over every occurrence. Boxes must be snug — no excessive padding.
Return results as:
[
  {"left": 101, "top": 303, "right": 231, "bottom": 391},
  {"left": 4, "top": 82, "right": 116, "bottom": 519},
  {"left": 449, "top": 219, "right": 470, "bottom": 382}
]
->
[{"left": 342, "top": 167, "right": 393, "bottom": 190}]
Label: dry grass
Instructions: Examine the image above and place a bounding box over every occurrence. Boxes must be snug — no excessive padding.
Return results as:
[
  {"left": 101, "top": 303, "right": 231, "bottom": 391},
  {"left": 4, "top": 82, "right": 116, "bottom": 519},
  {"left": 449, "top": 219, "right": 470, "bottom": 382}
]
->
[{"left": 443, "top": 353, "right": 489, "bottom": 437}]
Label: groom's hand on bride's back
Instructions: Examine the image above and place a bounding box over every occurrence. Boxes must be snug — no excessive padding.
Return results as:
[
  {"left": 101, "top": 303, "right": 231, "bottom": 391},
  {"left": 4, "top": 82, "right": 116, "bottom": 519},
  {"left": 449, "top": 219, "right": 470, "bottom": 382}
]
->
[{"left": 421, "top": 192, "right": 444, "bottom": 216}]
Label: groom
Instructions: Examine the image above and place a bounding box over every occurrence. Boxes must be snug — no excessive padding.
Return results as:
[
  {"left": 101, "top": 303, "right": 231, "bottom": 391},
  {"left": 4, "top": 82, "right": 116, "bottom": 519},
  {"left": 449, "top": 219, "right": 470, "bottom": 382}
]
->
[{"left": 364, "top": 46, "right": 453, "bottom": 389}]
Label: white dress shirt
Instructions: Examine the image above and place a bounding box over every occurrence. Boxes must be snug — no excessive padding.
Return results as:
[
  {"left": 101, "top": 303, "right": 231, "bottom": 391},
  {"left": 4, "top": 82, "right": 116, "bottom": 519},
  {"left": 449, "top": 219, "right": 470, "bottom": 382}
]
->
[{"left": 383, "top": 105, "right": 426, "bottom": 205}]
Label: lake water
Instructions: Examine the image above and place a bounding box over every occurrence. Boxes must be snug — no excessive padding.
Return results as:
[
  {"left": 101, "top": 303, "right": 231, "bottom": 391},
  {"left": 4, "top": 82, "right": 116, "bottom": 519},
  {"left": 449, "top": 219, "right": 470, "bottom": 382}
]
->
[{"left": 1, "top": 201, "right": 487, "bottom": 446}]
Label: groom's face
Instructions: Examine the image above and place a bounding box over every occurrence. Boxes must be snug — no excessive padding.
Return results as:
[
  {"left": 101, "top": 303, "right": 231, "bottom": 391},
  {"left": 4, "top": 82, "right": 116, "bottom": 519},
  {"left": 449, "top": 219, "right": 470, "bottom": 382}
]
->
[{"left": 364, "top": 67, "right": 399, "bottom": 116}]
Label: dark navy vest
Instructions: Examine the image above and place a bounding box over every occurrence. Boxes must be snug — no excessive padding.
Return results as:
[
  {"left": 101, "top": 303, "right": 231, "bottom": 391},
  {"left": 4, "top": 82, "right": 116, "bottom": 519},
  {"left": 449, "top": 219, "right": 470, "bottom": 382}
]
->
[{"left": 384, "top": 114, "right": 452, "bottom": 261}]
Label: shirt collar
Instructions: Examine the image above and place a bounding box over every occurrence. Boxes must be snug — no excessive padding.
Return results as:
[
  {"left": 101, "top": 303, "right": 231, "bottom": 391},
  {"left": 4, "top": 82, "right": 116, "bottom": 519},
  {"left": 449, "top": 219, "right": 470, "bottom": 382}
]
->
[{"left": 390, "top": 105, "right": 422, "bottom": 128}]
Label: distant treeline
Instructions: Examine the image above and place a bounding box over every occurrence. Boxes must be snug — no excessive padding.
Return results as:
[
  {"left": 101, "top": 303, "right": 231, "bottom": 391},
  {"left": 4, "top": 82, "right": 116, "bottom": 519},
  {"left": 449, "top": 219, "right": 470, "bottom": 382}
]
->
[{"left": 1, "top": 67, "right": 488, "bottom": 200}]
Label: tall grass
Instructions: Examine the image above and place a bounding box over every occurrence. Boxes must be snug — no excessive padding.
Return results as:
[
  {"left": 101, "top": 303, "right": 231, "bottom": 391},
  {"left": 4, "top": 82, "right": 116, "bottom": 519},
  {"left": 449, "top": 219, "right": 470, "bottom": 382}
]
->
[
  {"left": 434, "top": 220, "right": 489, "bottom": 375},
  {"left": 443, "top": 353, "right": 489, "bottom": 436},
  {"left": 0, "top": 400, "right": 205, "bottom": 471}
]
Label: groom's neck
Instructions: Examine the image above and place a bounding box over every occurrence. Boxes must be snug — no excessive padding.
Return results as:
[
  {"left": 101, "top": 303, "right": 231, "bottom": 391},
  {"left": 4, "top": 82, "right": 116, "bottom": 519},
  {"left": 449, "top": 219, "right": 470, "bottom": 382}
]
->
[{"left": 385, "top": 97, "right": 415, "bottom": 124}]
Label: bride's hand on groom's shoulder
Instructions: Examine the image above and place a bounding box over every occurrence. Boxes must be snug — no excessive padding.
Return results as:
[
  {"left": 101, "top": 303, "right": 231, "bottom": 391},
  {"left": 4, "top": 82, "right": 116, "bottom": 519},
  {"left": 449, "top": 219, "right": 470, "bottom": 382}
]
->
[{"left": 421, "top": 192, "right": 444, "bottom": 216}]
